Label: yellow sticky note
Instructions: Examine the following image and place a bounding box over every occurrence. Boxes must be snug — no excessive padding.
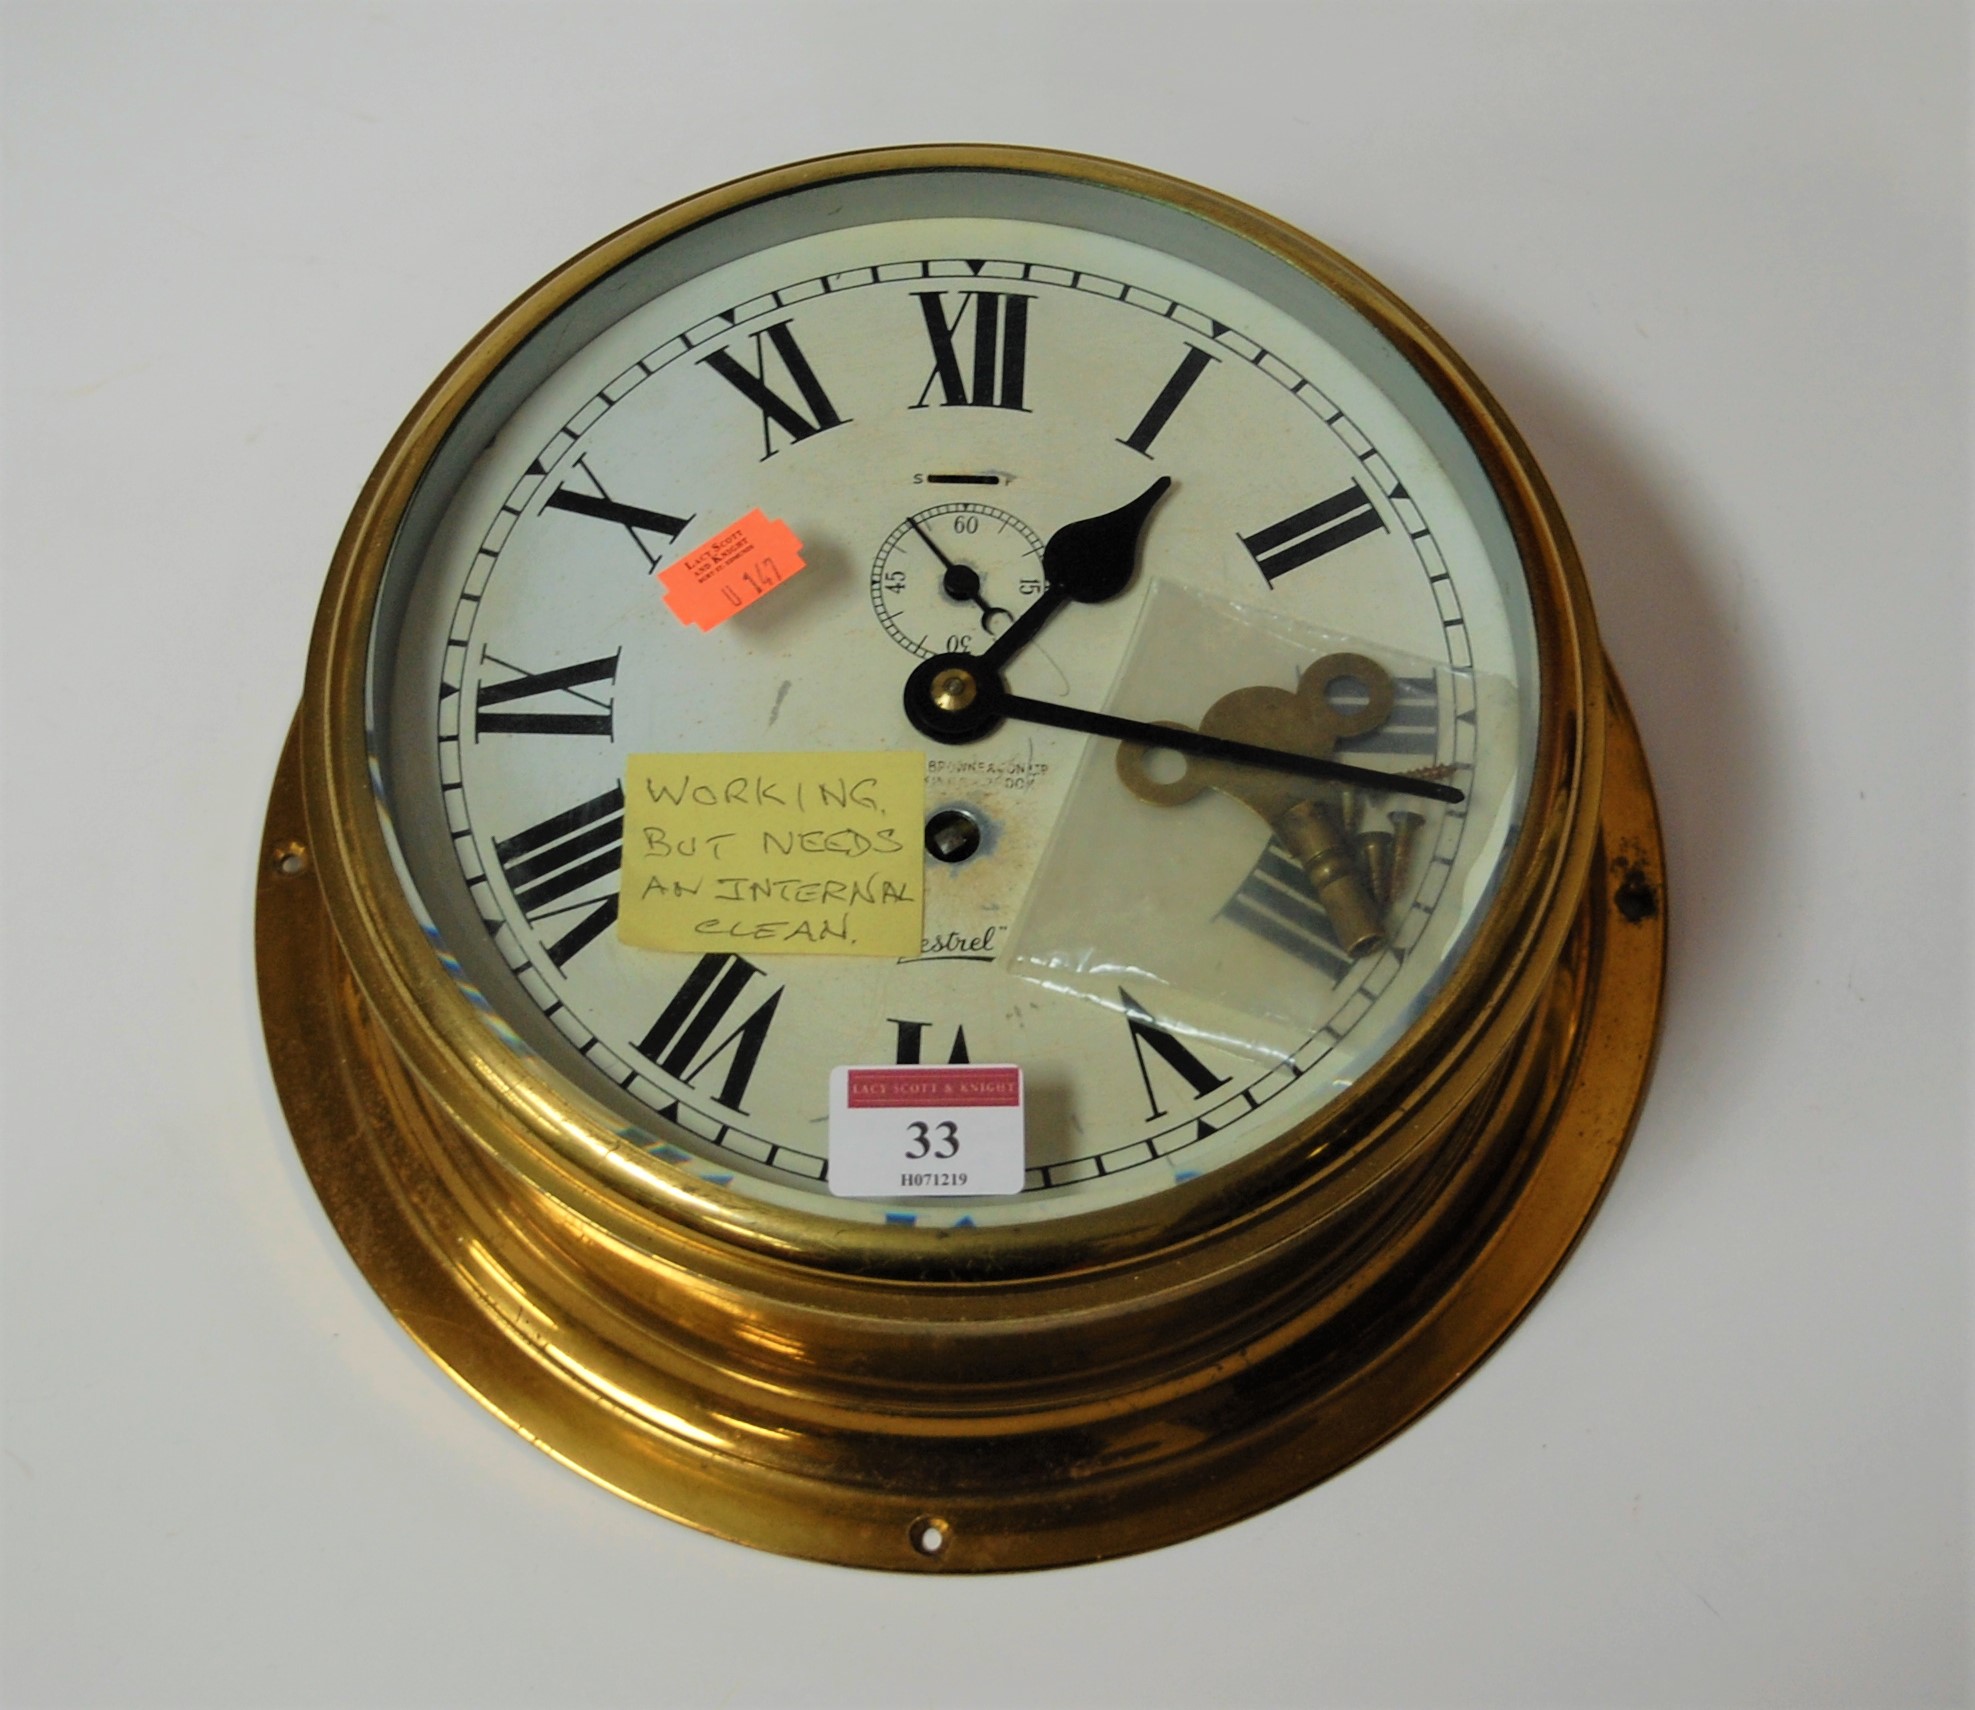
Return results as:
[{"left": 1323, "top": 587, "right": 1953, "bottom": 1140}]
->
[{"left": 619, "top": 752, "right": 923, "bottom": 956}]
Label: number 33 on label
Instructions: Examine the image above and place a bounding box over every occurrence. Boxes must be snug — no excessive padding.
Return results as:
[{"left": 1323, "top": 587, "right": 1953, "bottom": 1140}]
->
[{"left": 829, "top": 1065, "right": 1025, "bottom": 1197}]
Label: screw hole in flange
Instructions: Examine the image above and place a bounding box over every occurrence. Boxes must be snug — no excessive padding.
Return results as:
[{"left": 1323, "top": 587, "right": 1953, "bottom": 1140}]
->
[
  {"left": 1612, "top": 857, "right": 1658, "bottom": 924},
  {"left": 909, "top": 1515, "right": 951, "bottom": 1559},
  {"left": 924, "top": 808, "right": 983, "bottom": 865},
  {"left": 272, "top": 841, "right": 310, "bottom": 878}
]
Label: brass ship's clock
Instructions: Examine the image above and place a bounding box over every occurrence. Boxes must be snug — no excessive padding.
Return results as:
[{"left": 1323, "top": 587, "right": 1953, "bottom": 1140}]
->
[{"left": 257, "top": 144, "right": 1665, "bottom": 1570}]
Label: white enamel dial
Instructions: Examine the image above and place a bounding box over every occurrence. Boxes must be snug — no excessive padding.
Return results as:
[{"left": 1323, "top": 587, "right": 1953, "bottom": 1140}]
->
[{"left": 371, "top": 170, "right": 1541, "bottom": 1230}]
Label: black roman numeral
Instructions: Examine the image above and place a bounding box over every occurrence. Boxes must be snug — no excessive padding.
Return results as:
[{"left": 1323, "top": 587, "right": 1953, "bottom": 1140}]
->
[
  {"left": 474, "top": 650, "right": 618, "bottom": 738},
  {"left": 1221, "top": 843, "right": 1352, "bottom": 982},
  {"left": 635, "top": 954, "right": 784, "bottom": 1114},
  {"left": 1120, "top": 988, "right": 1229, "bottom": 1121},
  {"left": 699, "top": 320, "right": 849, "bottom": 459},
  {"left": 911, "top": 291, "right": 1033, "bottom": 411},
  {"left": 1118, "top": 346, "right": 1217, "bottom": 456},
  {"left": 1240, "top": 483, "right": 1387, "bottom": 585},
  {"left": 542, "top": 455, "right": 693, "bottom": 568},
  {"left": 891, "top": 1018, "right": 971, "bottom": 1065},
  {"left": 492, "top": 785, "right": 623, "bottom": 970},
  {"left": 1327, "top": 672, "right": 1440, "bottom": 759}
]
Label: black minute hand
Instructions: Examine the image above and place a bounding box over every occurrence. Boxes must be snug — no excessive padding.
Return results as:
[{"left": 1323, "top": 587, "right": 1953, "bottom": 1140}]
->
[
  {"left": 995, "top": 693, "right": 1466, "bottom": 804},
  {"left": 902, "top": 650, "right": 1465, "bottom": 805}
]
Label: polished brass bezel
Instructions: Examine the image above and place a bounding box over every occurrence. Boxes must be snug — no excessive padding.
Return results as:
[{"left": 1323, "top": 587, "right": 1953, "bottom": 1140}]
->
[{"left": 261, "top": 144, "right": 1665, "bottom": 1569}]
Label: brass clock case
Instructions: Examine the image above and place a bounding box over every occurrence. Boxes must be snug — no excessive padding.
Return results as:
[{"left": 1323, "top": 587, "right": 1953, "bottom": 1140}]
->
[{"left": 258, "top": 145, "right": 1666, "bottom": 1571}]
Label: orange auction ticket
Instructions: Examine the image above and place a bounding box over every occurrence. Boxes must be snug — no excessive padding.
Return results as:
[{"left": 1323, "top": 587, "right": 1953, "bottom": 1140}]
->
[{"left": 658, "top": 510, "right": 805, "bottom": 631}]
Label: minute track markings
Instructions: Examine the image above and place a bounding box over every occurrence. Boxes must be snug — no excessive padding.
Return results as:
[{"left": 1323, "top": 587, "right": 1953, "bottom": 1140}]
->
[
  {"left": 452, "top": 255, "right": 1472, "bottom": 675},
  {"left": 457, "top": 849, "right": 1387, "bottom": 1185},
  {"left": 439, "top": 252, "right": 1488, "bottom": 1186},
  {"left": 456, "top": 768, "right": 1375, "bottom": 1179}
]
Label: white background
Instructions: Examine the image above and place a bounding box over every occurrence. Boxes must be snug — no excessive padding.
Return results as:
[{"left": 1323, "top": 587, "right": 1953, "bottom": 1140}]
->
[{"left": 2, "top": 4, "right": 1967, "bottom": 1705}]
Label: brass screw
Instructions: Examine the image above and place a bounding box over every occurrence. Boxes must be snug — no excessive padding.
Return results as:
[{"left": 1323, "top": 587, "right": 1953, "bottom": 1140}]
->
[
  {"left": 1388, "top": 810, "right": 1425, "bottom": 904},
  {"left": 930, "top": 668, "right": 978, "bottom": 713}
]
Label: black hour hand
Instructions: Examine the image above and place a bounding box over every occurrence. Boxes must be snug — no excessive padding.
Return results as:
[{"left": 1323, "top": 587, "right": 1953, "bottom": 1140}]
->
[
  {"left": 1042, "top": 476, "right": 1172, "bottom": 602},
  {"left": 979, "top": 477, "right": 1173, "bottom": 672}
]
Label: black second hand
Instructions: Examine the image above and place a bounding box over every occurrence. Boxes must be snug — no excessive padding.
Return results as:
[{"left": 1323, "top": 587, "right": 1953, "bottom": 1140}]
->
[{"left": 911, "top": 517, "right": 1010, "bottom": 630}]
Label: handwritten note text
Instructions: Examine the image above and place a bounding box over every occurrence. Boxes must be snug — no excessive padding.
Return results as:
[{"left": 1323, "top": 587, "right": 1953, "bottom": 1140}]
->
[{"left": 619, "top": 752, "right": 924, "bottom": 956}]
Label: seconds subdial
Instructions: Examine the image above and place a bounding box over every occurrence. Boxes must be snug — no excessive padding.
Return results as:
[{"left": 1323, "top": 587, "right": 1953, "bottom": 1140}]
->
[{"left": 870, "top": 503, "right": 1047, "bottom": 658}]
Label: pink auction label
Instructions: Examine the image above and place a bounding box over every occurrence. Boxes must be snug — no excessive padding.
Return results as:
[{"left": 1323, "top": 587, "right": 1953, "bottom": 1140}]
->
[
  {"left": 844, "top": 1066, "right": 1022, "bottom": 1109},
  {"left": 657, "top": 510, "right": 805, "bottom": 632}
]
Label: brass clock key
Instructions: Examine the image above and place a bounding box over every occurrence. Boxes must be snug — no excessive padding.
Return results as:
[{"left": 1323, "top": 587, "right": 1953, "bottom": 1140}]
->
[{"left": 1117, "top": 653, "right": 1399, "bottom": 958}]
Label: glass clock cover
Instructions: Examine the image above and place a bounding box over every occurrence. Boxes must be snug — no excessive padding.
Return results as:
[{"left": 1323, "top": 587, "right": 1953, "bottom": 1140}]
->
[{"left": 369, "top": 166, "right": 1541, "bottom": 1229}]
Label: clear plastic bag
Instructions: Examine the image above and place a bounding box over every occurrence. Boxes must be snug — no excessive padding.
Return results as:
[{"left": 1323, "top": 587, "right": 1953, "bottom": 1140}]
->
[{"left": 1007, "top": 580, "right": 1515, "bottom": 1067}]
